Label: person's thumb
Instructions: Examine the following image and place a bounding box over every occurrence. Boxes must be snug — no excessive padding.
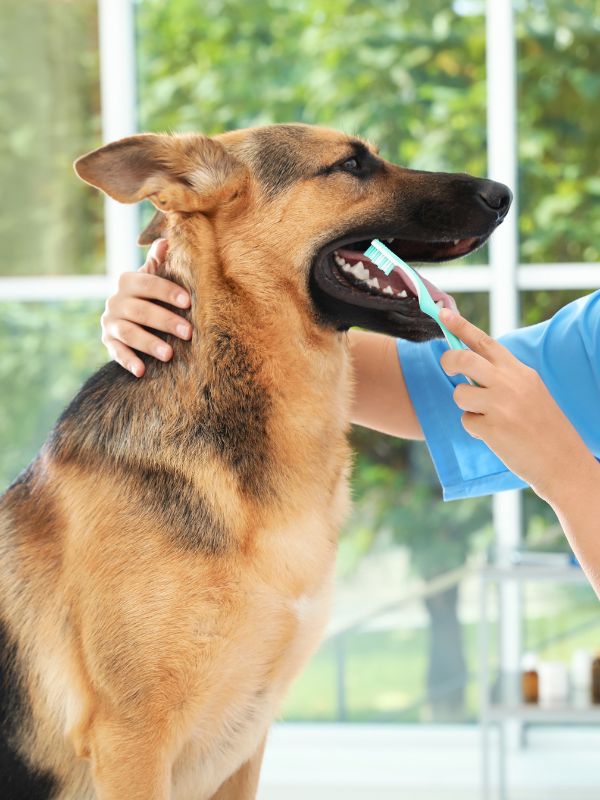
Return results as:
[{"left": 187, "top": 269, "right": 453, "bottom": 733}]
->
[{"left": 140, "top": 238, "right": 168, "bottom": 274}]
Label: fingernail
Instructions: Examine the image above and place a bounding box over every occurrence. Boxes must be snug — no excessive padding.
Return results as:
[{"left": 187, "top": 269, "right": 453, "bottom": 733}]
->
[
  {"left": 176, "top": 293, "right": 190, "bottom": 307},
  {"left": 157, "top": 344, "right": 170, "bottom": 360},
  {"left": 176, "top": 323, "right": 190, "bottom": 339}
]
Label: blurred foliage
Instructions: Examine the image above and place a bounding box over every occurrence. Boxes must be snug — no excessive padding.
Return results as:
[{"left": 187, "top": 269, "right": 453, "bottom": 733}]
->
[
  {"left": 347, "top": 427, "right": 493, "bottom": 579},
  {"left": 137, "top": 0, "right": 489, "bottom": 182},
  {"left": 136, "top": 0, "right": 599, "bottom": 265},
  {"left": 0, "top": 0, "right": 104, "bottom": 276},
  {"left": 0, "top": 302, "right": 105, "bottom": 488},
  {"left": 516, "top": 2, "right": 600, "bottom": 264}
]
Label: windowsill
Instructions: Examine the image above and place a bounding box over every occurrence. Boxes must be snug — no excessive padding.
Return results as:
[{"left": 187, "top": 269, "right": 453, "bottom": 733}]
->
[{"left": 259, "top": 723, "right": 600, "bottom": 800}]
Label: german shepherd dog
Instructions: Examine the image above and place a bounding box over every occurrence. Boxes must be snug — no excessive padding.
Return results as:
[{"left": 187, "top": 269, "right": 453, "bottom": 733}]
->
[{"left": 0, "top": 124, "right": 511, "bottom": 799}]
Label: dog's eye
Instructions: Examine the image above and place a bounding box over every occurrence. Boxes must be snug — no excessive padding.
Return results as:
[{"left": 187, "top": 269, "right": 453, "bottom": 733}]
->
[
  {"left": 341, "top": 157, "right": 360, "bottom": 172},
  {"left": 318, "top": 154, "right": 369, "bottom": 179}
]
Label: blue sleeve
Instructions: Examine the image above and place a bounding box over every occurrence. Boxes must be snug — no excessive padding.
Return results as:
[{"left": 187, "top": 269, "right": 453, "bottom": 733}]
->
[{"left": 397, "top": 290, "right": 600, "bottom": 501}]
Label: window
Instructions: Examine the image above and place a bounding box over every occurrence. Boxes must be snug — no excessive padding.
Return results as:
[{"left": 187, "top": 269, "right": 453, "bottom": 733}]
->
[{"left": 1, "top": 0, "right": 598, "bottom": 730}]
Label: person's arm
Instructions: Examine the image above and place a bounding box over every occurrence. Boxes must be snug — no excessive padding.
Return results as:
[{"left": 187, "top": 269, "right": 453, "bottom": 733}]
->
[
  {"left": 349, "top": 329, "right": 423, "bottom": 440},
  {"left": 439, "top": 308, "right": 600, "bottom": 597},
  {"left": 550, "top": 456, "right": 600, "bottom": 597}
]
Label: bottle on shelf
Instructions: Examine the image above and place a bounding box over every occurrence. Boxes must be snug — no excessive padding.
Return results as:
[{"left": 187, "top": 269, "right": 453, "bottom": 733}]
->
[
  {"left": 538, "top": 661, "right": 569, "bottom": 706},
  {"left": 591, "top": 653, "right": 600, "bottom": 705},
  {"left": 521, "top": 652, "right": 539, "bottom": 704}
]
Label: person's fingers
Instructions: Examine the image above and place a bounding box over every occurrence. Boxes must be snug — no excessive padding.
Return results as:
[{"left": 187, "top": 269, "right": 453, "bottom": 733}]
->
[
  {"left": 116, "top": 271, "right": 190, "bottom": 309},
  {"left": 453, "top": 383, "right": 489, "bottom": 414},
  {"left": 148, "top": 238, "right": 168, "bottom": 263},
  {"left": 139, "top": 239, "right": 169, "bottom": 275},
  {"left": 104, "top": 337, "right": 146, "bottom": 378},
  {"left": 103, "top": 317, "right": 173, "bottom": 362},
  {"left": 460, "top": 411, "right": 486, "bottom": 440},
  {"left": 108, "top": 297, "right": 192, "bottom": 340},
  {"left": 439, "top": 309, "right": 509, "bottom": 364},
  {"left": 440, "top": 348, "right": 494, "bottom": 386}
]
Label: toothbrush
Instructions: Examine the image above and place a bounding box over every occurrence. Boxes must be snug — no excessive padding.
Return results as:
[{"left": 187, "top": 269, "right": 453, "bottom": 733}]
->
[{"left": 364, "top": 239, "right": 476, "bottom": 383}]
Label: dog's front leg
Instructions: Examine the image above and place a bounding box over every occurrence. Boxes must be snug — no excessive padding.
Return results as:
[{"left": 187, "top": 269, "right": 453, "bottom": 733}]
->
[
  {"left": 208, "top": 736, "right": 267, "bottom": 800},
  {"left": 87, "top": 716, "right": 172, "bottom": 800}
]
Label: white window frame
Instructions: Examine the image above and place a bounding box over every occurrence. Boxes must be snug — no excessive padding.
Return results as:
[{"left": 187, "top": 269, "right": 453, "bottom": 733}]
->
[{"left": 1, "top": 0, "right": 598, "bottom": 687}]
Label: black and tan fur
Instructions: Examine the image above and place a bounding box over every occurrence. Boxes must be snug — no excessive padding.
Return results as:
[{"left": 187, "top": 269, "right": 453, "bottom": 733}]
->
[{"left": 0, "top": 124, "right": 510, "bottom": 799}]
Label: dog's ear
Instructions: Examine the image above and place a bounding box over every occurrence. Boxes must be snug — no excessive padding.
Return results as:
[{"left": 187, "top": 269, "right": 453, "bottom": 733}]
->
[{"left": 74, "top": 133, "right": 247, "bottom": 214}]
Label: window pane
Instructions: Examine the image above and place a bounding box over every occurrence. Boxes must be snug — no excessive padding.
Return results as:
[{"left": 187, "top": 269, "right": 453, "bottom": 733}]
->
[
  {"left": 0, "top": 0, "right": 104, "bottom": 276},
  {"left": 283, "top": 431, "right": 494, "bottom": 723},
  {"left": 0, "top": 301, "right": 105, "bottom": 490},
  {"left": 520, "top": 287, "right": 594, "bottom": 326},
  {"left": 517, "top": 1, "right": 599, "bottom": 264}
]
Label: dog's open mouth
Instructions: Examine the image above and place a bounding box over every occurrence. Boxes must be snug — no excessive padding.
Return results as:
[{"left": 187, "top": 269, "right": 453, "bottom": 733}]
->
[
  {"left": 309, "top": 233, "right": 487, "bottom": 340},
  {"left": 329, "top": 233, "right": 486, "bottom": 308}
]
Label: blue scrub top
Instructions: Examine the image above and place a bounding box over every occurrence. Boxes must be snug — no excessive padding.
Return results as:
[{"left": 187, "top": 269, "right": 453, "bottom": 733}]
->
[{"left": 396, "top": 290, "right": 600, "bottom": 501}]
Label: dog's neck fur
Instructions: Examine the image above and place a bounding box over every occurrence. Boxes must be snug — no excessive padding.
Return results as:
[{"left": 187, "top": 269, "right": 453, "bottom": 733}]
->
[
  {"left": 162, "top": 214, "right": 337, "bottom": 373},
  {"left": 137, "top": 214, "right": 352, "bottom": 518}
]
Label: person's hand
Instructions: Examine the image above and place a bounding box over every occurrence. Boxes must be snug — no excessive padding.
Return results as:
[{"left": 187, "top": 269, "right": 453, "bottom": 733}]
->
[
  {"left": 101, "top": 239, "right": 192, "bottom": 377},
  {"left": 438, "top": 308, "right": 593, "bottom": 504}
]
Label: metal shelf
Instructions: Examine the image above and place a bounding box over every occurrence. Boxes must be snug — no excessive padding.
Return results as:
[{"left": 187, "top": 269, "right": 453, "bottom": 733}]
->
[
  {"left": 478, "top": 562, "right": 598, "bottom": 800},
  {"left": 487, "top": 703, "right": 600, "bottom": 723}
]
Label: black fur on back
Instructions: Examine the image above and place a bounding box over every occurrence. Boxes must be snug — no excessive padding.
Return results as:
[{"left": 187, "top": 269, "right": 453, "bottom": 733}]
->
[
  {"left": 0, "top": 619, "right": 58, "bottom": 800},
  {"left": 47, "top": 322, "right": 273, "bottom": 553}
]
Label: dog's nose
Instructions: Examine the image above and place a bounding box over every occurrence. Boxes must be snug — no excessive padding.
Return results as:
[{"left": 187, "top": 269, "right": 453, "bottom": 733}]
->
[{"left": 478, "top": 180, "right": 513, "bottom": 217}]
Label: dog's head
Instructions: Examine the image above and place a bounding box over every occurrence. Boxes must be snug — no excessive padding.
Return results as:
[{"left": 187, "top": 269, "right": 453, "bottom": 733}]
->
[{"left": 75, "top": 124, "right": 511, "bottom": 341}]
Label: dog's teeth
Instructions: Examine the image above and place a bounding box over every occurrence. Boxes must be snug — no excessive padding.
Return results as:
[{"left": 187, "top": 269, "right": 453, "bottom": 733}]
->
[
  {"left": 342, "top": 263, "right": 353, "bottom": 273},
  {"left": 334, "top": 254, "right": 347, "bottom": 267},
  {"left": 371, "top": 277, "right": 380, "bottom": 289},
  {"left": 399, "top": 290, "right": 408, "bottom": 298},
  {"left": 383, "top": 286, "right": 394, "bottom": 295},
  {"left": 350, "top": 263, "right": 371, "bottom": 281},
  {"left": 353, "top": 261, "right": 371, "bottom": 281},
  {"left": 386, "top": 238, "right": 394, "bottom": 243},
  {"left": 453, "top": 239, "right": 460, "bottom": 245}
]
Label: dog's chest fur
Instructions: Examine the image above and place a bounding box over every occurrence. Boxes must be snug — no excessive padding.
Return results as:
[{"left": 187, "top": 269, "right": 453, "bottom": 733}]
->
[
  {"left": 169, "top": 408, "right": 350, "bottom": 798},
  {"left": 173, "top": 519, "right": 340, "bottom": 799}
]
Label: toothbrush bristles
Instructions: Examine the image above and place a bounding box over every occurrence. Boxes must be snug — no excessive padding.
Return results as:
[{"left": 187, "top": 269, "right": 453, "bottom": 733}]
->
[{"left": 364, "top": 243, "right": 395, "bottom": 276}]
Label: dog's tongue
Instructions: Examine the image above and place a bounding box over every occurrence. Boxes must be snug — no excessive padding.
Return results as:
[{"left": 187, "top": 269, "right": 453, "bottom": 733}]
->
[
  {"left": 418, "top": 273, "right": 458, "bottom": 312},
  {"left": 376, "top": 257, "right": 458, "bottom": 311}
]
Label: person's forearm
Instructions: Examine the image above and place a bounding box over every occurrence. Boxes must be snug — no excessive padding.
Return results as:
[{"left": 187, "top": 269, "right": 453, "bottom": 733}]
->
[
  {"left": 348, "top": 329, "right": 423, "bottom": 440},
  {"left": 543, "top": 451, "right": 600, "bottom": 599}
]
